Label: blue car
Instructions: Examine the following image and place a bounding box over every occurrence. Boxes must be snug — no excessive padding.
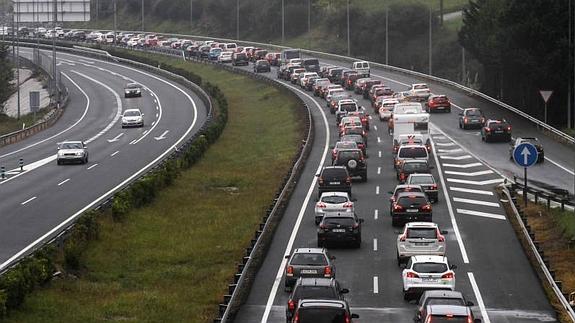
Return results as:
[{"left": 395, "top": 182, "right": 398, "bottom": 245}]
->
[{"left": 208, "top": 48, "right": 222, "bottom": 61}]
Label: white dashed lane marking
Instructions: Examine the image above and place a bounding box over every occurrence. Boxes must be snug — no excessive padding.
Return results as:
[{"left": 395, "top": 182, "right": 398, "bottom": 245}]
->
[
  {"left": 457, "top": 209, "right": 506, "bottom": 221},
  {"left": 57, "top": 179, "right": 70, "bottom": 186},
  {"left": 446, "top": 178, "right": 504, "bottom": 186},
  {"left": 87, "top": 163, "right": 98, "bottom": 170},
  {"left": 439, "top": 155, "right": 472, "bottom": 160},
  {"left": 373, "top": 276, "right": 379, "bottom": 294},
  {"left": 453, "top": 197, "right": 500, "bottom": 207},
  {"left": 21, "top": 196, "right": 37, "bottom": 205},
  {"left": 111, "top": 151, "right": 120, "bottom": 157},
  {"left": 374, "top": 209, "right": 379, "bottom": 220}
]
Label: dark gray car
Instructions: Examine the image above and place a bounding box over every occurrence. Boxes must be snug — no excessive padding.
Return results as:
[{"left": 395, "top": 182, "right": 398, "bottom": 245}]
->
[{"left": 284, "top": 248, "right": 336, "bottom": 290}]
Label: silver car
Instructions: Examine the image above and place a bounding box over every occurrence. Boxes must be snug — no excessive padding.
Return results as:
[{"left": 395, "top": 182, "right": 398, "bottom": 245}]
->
[
  {"left": 314, "top": 192, "right": 355, "bottom": 225},
  {"left": 396, "top": 222, "right": 447, "bottom": 265},
  {"left": 124, "top": 82, "right": 142, "bottom": 98},
  {"left": 57, "top": 141, "right": 88, "bottom": 165},
  {"left": 122, "top": 108, "right": 144, "bottom": 128}
]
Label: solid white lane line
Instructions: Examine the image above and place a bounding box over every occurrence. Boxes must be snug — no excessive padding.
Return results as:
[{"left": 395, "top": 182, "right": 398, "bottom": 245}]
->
[
  {"left": 453, "top": 197, "right": 500, "bottom": 207},
  {"left": 110, "top": 151, "right": 119, "bottom": 157},
  {"left": 433, "top": 135, "right": 448, "bottom": 140},
  {"left": 378, "top": 151, "right": 382, "bottom": 158},
  {"left": 430, "top": 138, "right": 470, "bottom": 264},
  {"left": 437, "top": 148, "right": 463, "bottom": 153},
  {"left": 57, "top": 179, "right": 70, "bottom": 186},
  {"left": 377, "top": 167, "right": 381, "bottom": 175},
  {"left": 373, "top": 276, "right": 379, "bottom": 294},
  {"left": 468, "top": 272, "right": 491, "bottom": 323},
  {"left": 439, "top": 155, "right": 472, "bottom": 160},
  {"left": 0, "top": 72, "right": 89, "bottom": 161},
  {"left": 129, "top": 139, "right": 137, "bottom": 145},
  {"left": 261, "top": 83, "right": 330, "bottom": 323},
  {"left": 376, "top": 186, "right": 380, "bottom": 195},
  {"left": 373, "top": 238, "right": 378, "bottom": 251},
  {"left": 442, "top": 162, "right": 483, "bottom": 169},
  {"left": 446, "top": 178, "right": 504, "bottom": 186},
  {"left": 450, "top": 187, "right": 494, "bottom": 196},
  {"left": 545, "top": 157, "right": 575, "bottom": 175},
  {"left": 21, "top": 196, "right": 37, "bottom": 205},
  {"left": 0, "top": 155, "right": 56, "bottom": 186},
  {"left": 450, "top": 102, "right": 465, "bottom": 111},
  {"left": 371, "top": 73, "right": 410, "bottom": 87},
  {"left": 457, "top": 209, "right": 506, "bottom": 220},
  {"left": 444, "top": 170, "right": 494, "bottom": 176},
  {"left": 374, "top": 209, "right": 379, "bottom": 220}
]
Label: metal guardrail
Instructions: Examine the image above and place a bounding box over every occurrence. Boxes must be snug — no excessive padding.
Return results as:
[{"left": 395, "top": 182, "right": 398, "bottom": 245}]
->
[
  {"left": 501, "top": 185, "right": 575, "bottom": 321},
  {"left": 511, "top": 179, "right": 574, "bottom": 211}
]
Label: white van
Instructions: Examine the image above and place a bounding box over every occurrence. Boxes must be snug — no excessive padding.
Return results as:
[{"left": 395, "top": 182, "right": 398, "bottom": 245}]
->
[
  {"left": 394, "top": 102, "right": 424, "bottom": 115},
  {"left": 392, "top": 113, "right": 430, "bottom": 146},
  {"left": 352, "top": 61, "right": 370, "bottom": 77},
  {"left": 225, "top": 43, "right": 237, "bottom": 51}
]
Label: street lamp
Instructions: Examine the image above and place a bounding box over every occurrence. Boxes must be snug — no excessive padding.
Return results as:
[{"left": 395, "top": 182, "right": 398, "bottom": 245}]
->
[
  {"left": 281, "top": 0, "right": 285, "bottom": 44},
  {"left": 346, "top": 0, "right": 350, "bottom": 57},
  {"left": 428, "top": 5, "right": 432, "bottom": 75},
  {"left": 141, "top": 0, "right": 144, "bottom": 31},
  {"left": 236, "top": 0, "right": 239, "bottom": 40}
]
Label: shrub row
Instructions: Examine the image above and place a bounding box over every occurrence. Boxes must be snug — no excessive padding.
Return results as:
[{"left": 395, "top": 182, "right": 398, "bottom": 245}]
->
[{"left": 0, "top": 54, "right": 229, "bottom": 319}]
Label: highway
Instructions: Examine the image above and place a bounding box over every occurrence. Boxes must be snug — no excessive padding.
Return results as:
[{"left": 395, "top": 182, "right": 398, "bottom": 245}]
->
[{"left": 0, "top": 48, "right": 209, "bottom": 270}]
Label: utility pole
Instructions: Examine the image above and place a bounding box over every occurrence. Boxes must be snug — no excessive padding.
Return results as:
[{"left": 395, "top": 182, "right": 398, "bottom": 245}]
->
[
  {"left": 236, "top": 0, "right": 239, "bottom": 40},
  {"left": 439, "top": 0, "right": 444, "bottom": 26},
  {"left": 385, "top": 7, "right": 388, "bottom": 65},
  {"left": 346, "top": 0, "right": 350, "bottom": 57},
  {"left": 281, "top": 0, "right": 284, "bottom": 44},
  {"left": 52, "top": 0, "right": 58, "bottom": 96},
  {"left": 113, "top": 0, "right": 117, "bottom": 45},
  {"left": 16, "top": 0, "right": 20, "bottom": 120},
  {"left": 569, "top": 0, "right": 572, "bottom": 129},
  {"left": 428, "top": 5, "right": 432, "bottom": 75},
  {"left": 190, "top": 0, "right": 193, "bottom": 31},
  {"left": 462, "top": 47, "right": 466, "bottom": 85},
  {"left": 141, "top": 0, "right": 144, "bottom": 31},
  {"left": 308, "top": 0, "right": 311, "bottom": 49}
]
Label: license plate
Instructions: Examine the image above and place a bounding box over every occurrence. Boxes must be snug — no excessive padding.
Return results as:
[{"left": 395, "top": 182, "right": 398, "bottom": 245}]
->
[
  {"left": 406, "top": 209, "right": 418, "bottom": 213},
  {"left": 332, "top": 228, "right": 346, "bottom": 233},
  {"left": 329, "top": 181, "right": 340, "bottom": 185},
  {"left": 414, "top": 242, "right": 429, "bottom": 246},
  {"left": 471, "top": 120, "right": 479, "bottom": 123},
  {"left": 423, "top": 278, "right": 438, "bottom": 282},
  {"left": 436, "top": 106, "right": 444, "bottom": 109},
  {"left": 495, "top": 130, "right": 503, "bottom": 133},
  {"left": 301, "top": 269, "right": 318, "bottom": 274}
]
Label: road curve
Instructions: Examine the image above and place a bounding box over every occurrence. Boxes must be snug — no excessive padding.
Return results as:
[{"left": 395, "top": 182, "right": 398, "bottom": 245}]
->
[{"left": 0, "top": 48, "right": 209, "bottom": 270}]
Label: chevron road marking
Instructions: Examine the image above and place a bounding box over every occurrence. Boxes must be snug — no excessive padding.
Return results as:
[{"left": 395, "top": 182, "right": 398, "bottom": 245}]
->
[
  {"left": 442, "top": 162, "right": 483, "bottom": 169},
  {"left": 439, "top": 155, "right": 472, "bottom": 160},
  {"left": 446, "top": 178, "right": 504, "bottom": 185},
  {"left": 453, "top": 197, "right": 500, "bottom": 207},
  {"left": 434, "top": 142, "right": 456, "bottom": 147},
  {"left": 449, "top": 187, "right": 494, "bottom": 196},
  {"left": 457, "top": 209, "right": 506, "bottom": 221},
  {"left": 437, "top": 148, "right": 463, "bottom": 154},
  {"left": 444, "top": 170, "right": 494, "bottom": 176}
]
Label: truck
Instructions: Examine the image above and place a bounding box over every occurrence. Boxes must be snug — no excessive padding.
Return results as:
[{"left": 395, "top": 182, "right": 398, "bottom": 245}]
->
[{"left": 391, "top": 112, "right": 430, "bottom": 147}]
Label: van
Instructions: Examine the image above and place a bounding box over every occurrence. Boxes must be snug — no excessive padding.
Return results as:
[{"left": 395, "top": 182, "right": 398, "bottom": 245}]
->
[
  {"left": 394, "top": 102, "right": 424, "bottom": 115},
  {"left": 352, "top": 61, "right": 370, "bottom": 77},
  {"left": 280, "top": 48, "right": 301, "bottom": 65},
  {"left": 302, "top": 58, "right": 320, "bottom": 73},
  {"left": 225, "top": 43, "right": 237, "bottom": 51}
]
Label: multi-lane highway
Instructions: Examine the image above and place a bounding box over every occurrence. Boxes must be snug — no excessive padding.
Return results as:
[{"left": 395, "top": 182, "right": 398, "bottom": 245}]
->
[{"left": 0, "top": 48, "right": 209, "bottom": 270}]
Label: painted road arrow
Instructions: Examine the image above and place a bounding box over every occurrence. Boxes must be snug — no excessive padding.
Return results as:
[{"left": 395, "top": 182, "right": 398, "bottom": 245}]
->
[
  {"left": 154, "top": 130, "right": 169, "bottom": 141},
  {"left": 107, "top": 133, "right": 124, "bottom": 143}
]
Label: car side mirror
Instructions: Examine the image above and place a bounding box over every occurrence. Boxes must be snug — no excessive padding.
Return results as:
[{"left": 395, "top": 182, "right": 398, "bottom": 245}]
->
[
  {"left": 440, "top": 230, "right": 448, "bottom": 235},
  {"left": 388, "top": 191, "right": 394, "bottom": 195},
  {"left": 351, "top": 314, "right": 359, "bottom": 319},
  {"left": 141, "top": 114, "right": 145, "bottom": 116},
  {"left": 400, "top": 263, "right": 407, "bottom": 269},
  {"left": 450, "top": 264, "right": 458, "bottom": 270},
  {"left": 429, "top": 166, "right": 435, "bottom": 169},
  {"left": 315, "top": 174, "right": 320, "bottom": 177},
  {"left": 340, "top": 288, "right": 349, "bottom": 294},
  {"left": 284, "top": 255, "right": 290, "bottom": 259},
  {"left": 467, "top": 301, "right": 475, "bottom": 306}
]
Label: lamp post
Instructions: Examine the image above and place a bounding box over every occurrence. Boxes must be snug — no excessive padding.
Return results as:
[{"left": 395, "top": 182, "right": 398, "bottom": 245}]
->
[
  {"left": 281, "top": 0, "right": 285, "bottom": 44},
  {"left": 346, "top": 0, "right": 350, "bottom": 57},
  {"left": 385, "top": 7, "right": 388, "bottom": 65},
  {"left": 141, "top": 0, "right": 144, "bottom": 31},
  {"left": 236, "top": 0, "right": 239, "bottom": 40},
  {"left": 428, "top": 5, "right": 432, "bottom": 75}
]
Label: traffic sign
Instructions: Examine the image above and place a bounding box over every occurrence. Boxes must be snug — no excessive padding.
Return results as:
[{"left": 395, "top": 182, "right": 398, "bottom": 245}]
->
[
  {"left": 539, "top": 90, "right": 553, "bottom": 103},
  {"left": 513, "top": 143, "right": 539, "bottom": 168}
]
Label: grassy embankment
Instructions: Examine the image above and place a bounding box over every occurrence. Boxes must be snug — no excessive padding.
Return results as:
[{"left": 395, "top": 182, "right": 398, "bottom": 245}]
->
[
  {"left": 0, "top": 109, "right": 51, "bottom": 137},
  {"left": 4, "top": 55, "right": 302, "bottom": 322}
]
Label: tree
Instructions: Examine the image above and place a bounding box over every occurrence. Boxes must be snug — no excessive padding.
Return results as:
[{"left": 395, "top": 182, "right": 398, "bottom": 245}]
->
[{"left": 0, "top": 43, "right": 13, "bottom": 114}]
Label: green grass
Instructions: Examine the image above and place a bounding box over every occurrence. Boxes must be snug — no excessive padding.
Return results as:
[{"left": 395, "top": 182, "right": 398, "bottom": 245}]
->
[
  {"left": 4, "top": 57, "right": 301, "bottom": 323},
  {"left": 352, "top": 0, "right": 468, "bottom": 12},
  {"left": 553, "top": 208, "right": 575, "bottom": 240},
  {"left": 0, "top": 107, "right": 53, "bottom": 137}
]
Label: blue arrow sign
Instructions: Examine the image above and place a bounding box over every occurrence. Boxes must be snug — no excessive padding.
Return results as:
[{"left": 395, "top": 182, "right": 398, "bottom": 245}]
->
[{"left": 513, "top": 143, "right": 539, "bottom": 167}]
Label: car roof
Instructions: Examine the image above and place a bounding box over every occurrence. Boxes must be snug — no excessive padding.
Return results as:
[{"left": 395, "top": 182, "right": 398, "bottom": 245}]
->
[
  {"left": 399, "top": 144, "right": 427, "bottom": 149},
  {"left": 412, "top": 255, "right": 447, "bottom": 263},
  {"left": 405, "top": 222, "right": 438, "bottom": 229},
  {"left": 298, "top": 299, "right": 346, "bottom": 308},
  {"left": 403, "top": 159, "right": 428, "bottom": 164},
  {"left": 323, "top": 212, "right": 355, "bottom": 219},
  {"left": 394, "top": 184, "right": 423, "bottom": 191},
  {"left": 339, "top": 99, "right": 357, "bottom": 104},
  {"left": 60, "top": 140, "right": 83, "bottom": 144},
  {"left": 422, "top": 290, "right": 463, "bottom": 299},
  {"left": 293, "top": 248, "right": 326, "bottom": 254},
  {"left": 297, "top": 277, "right": 336, "bottom": 287},
  {"left": 408, "top": 173, "right": 433, "bottom": 178},
  {"left": 397, "top": 191, "right": 427, "bottom": 199},
  {"left": 319, "top": 191, "right": 350, "bottom": 198},
  {"left": 426, "top": 304, "right": 470, "bottom": 316}
]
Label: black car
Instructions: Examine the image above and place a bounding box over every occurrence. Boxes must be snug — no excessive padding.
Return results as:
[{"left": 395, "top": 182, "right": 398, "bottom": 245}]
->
[
  {"left": 317, "top": 213, "right": 363, "bottom": 248},
  {"left": 396, "top": 160, "right": 432, "bottom": 183},
  {"left": 292, "top": 299, "right": 359, "bottom": 323},
  {"left": 390, "top": 192, "right": 432, "bottom": 226},
  {"left": 254, "top": 59, "right": 271, "bottom": 73},
  {"left": 303, "top": 58, "right": 320, "bottom": 73},
  {"left": 481, "top": 119, "right": 512, "bottom": 142},
  {"left": 232, "top": 52, "right": 249, "bottom": 66},
  {"left": 419, "top": 304, "right": 481, "bottom": 323},
  {"left": 333, "top": 149, "right": 367, "bottom": 182},
  {"left": 286, "top": 278, "right": 349, "bottom": 323},
  {"left": 415, "top": 290, "right": 475, "bottom": 323},
  {"left": 327, "top": 68, "right": 345, "bottom": 83},
  {"left": 340, "top": 134, "right": 367, "bottom": 157},
  {"left": 124, "top": 83, "right": 142, "bottom": 98},
  {"left": 316, "top": 166, "right": 352, "bottom": 198},
  {"left": 509, "top": 137, "right": 544, "bottom": 163}
]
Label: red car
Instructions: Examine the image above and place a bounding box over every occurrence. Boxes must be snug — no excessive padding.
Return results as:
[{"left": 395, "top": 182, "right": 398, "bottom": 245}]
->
[
  {"left": 266, "top": 52, "right": 281, "bottom": 66},
  {"left": 426, "top": 95, "right": 452, "bottom": 113}
]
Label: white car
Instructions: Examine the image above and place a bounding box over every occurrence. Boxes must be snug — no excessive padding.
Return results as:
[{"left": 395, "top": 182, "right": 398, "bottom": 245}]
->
[
  {"left": 325, "top": 87, "right": 345, "bottom": 102},
  {"left": 122, "top": 108, "right": 144, "bottom": 128},
  {"left": 314, "top": 192, "right": 354, "bottom": 224},
  {"left": 299, "top": 72, "right": 319, "bottom": 87},
  {"left": 402, "top": 255, "right": 456, "bottom": 301},
  {"left": 396, "top": 222, "right": 446, "bottom": 265},
  {"left": 409, "top": 83, "right": 431, "bottom": 101},
  {"left": 378, "top": 98, "right": 399, "bottom": 121},
  {"left": 127, "top": 37, "right": 141, "bottom": 47},
  {"left": 57, "top": 141, "right": 88, "bottom": 165},
  {"left": 218, "top": 51, "right": 233, "bottom": 63}
]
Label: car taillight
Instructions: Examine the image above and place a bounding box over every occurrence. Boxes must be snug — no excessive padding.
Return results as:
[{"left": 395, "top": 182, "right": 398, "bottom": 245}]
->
[
  {"left": 345, "top": 313, "right": 351, "bottom": 323},
  {"left": 317, "top": 202, "right": 327, "bottom": 208},
  {"left": 421, "top": 204, "right": 432, "bottom": 212},
  {"left": 343, "top": 202, "right": 353, "bottom": 208},
  {"left": 481, "top": 117, "right": 485, "bottom": 123},
  {"left": 507, "top": 125, "right": 512, "bottom": 131},
  {"left": 319, "top": 177, "right": 324, "bottom": 185},
  {"left": 400, "top": 173, "right": 406, "bottom": 181},
  {"left": 399, "top": 233, "right": 406, "bottom": 242},
  {"left": 346, "top": 176, "right": 352, "bottom": 184},
  {"left": 425, "top": 315, "right": 432, "bottom": 323},
  {"left": 286, "top": 266, "right": 294, "bottom": 276},
  {"left": 464, "top": 117, "right": 468, "bottom": 124},
  {"left": 324, "top": 266, "right": 332, "bottom": 277},
  {"left": 484, "top": 127, "right": 491, "bottom": 132},
  {"left": 293, "top": 311, "right": 299, "bottom": 323},
  {"left": 406, "top": 272, "right": 419, "bottom": 278},
  {"left": 426, "top": 144, "right": 431, "bottom": 152},
  {"left": 442, "top": 272, "right": 454, "bottom": 279},
  {"left": 393, "top": 203, "right": 404, "bottom": 212},
  {"left": 437, "top": 229, "right": 445, "bottom": 242},
  {"left": 288, "top": 299, "right": 296, "bottom": 311},
  {"left": 431, "top": 184, "right": 438, "bottom": 190},
  {"left": 393, "top": 146, "right": 399, "bottom": 153},
  {"left": 467, "top": 315, "right": 474, "bottom": 323}
]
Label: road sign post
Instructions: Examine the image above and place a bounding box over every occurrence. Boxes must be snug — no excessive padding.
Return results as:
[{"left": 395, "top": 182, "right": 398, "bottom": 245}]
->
[
  {"left": 539, "top": 90, "right": 553, "bottom": 124},
  {"left": 513, "top": 142, "right": 539, "bottom": 208}
]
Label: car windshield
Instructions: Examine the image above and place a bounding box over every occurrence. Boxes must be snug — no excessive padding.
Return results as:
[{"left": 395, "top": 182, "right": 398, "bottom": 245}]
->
[
  {"left": 409, "top": 176, "right": 434, "bottom": 185},
  {"left": 321, "top": 195, "right": 349, "bottom": 204},
  {"left": 338, "top": 151, "right": 361, "bottom": 160},
  {"left": 466, "top": 110, "right": 482, "bottom": 116},
  {"left": 341, "top": 104, "right": 357, "bottom": 112},
  {"left": 429, "top": 316, "right": 467, "bottom": 322},
  {"left": 413, "top": 262, "right": 448, "bottom": 273},
  {"left": 323, "top": 217, "right": 355, "bottom": 226},
  {"left": 414, "top": 84, "right": 428, "bottom": 90},
  {"left": 291, "top": 253, "right": 328, "bottom": 266},
  {"left": 298, "top": 308, "right": 347, "bottom": 322},
  {"left": 60, "top": 142, "right": 83, "bottom": 149},
  {"left": 341, "top": 135, "right": 363, "bottom": 144},
  {"left": 400, "top": 139, "right": 423, "bottom": 146},
  {"left": 403, "top": 162, "right": 429, "bottom": 172},
  {"left": 322, "top": 168, "right": 348, "bottom": 178},
  {"left": 426, "top": 298, "right": 466, "bottom": 306},
  {"left": 126, "top": 84, "right": 139, "bottom": 89},
  {"left": 294, "top": 286, "right": 338, "bottom": 300},
  {"left": 399, "top": 147, "right": 428, "bottom": 158},
  {"left": 124, "top": 110, "right": 141, "bottom": 117},
  {"left": 396, "top": 187, "right": 423, "bottom": 195},
  {"left": 407, "top": 228, "right": 437, "bottom": 239},
  {"left": 304, "top": 59, "right": 319, "bottom": 65},
  {"left": 398, "top": 196, "right": 427, "bottom": 207},
  {"left": 336, "top": 142, "right": 357, "bottom": 150}
]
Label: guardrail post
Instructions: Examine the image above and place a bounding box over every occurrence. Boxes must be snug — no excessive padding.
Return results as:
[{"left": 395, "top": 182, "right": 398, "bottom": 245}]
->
[
  {"left": 534, "top": 192, "right": 539, "bottom": 204},
  {"left": 547, "top": 197, "right": 551, "bottom": 210},
  {"left": 0, "top": 166, "right": 5, "bottom": 179},
  {"left": 19, "top": 158, "right": 24, "bottom": 172}
]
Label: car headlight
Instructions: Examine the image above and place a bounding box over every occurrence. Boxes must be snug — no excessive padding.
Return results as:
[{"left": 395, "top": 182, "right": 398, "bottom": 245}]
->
[{"left": 75, "top": 152, "right": 84, "bottom": 156}]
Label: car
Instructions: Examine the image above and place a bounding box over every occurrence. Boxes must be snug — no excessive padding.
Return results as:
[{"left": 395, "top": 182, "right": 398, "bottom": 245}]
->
[
  {"left": 458, "top": 108, "right": 485, "bottom": 129},
  {"left": 208, "top": 47, "right": 222, "bottom": 60},
  {"left": 393, "top": 134, "right": 426, "bottom": 155},
  {"left": 124, "top": 83, "right": 142, "bottom": 98},
  {"left": 414, "top": 290, "right": 476, "bottom": 323},
  {"left": 378, "top": 98, "right": 399, "bottom": 121},
  {"left": 397, "top": 160, "right": 432, "bottom": 183},
  {"left": 402, "top": 255, "right": 456, "bottom": 301},
  {"left": 509, "top": 137, "right": 544, "bottom": 162},
  {"left": 339, "top": 70, "right": 358, "bottom": 86},
  {"left": 327, "top": 67, "right": 345, "bottom": 83},
  {"left": 344, "top": 73, "right": 361, "bottom": 91},
  {"left": 319, "top": 65, "right": 335, "bottom": 78},
  {"left": 340, "top": 134, "right": 367, "bottom": 156},
  {"left": 391, "top": 191, "right": 432, "bottom": 226},
  {"left": 418, "top": 304, "right": 480, "bottom": 323},
  {"left": 284, "top": 248, "right": 335, "bottom": 290},
  {"left": 121, "top": 108, "right": 145, "bottom": 128},
  {"left": 325, "top": 87, "right": 346, "bottom": 103},
  {"left": 317, "top": 213, "right": 363, "bottom": 248},
  {"left": 315, "top": 192, "right": 355, "bottom": 225},
  {"left": 265, "top": 52, "right": 281, "bottom": 66},
  {"left": 352, "top": 61, "right": 370, "bottom": 77},
  {"left": 253, "top": 49, "right": 268, "bottom": 61},
  {"left": 333, "top": 149, "right": 367, "bottom": 182},
  {"left": 291, "top": 68, "right": 307, "bottom": 84},
  {"left": 286, "top": 278, "right": 349, "bottom": 323},
  {"left": 57, "top": 141, "right": 88, "bottom": 165},
  {"left": 218, "top": 51, "right": 233, "bottom": 63},
  {"left": 321, "top": 84, "right": 342, "bottom": 99},
  {"left": 300, "top": 72, "right": 319, "bottom": 88},
  {"left": 331, "top": 141, "right": 358, "bottom": 162},
  {"left": 406, "top": 173, "right": 438, "bottom": 203},
  {"left": 335, "top": 99, "right": 359, "bottom": 123},
  {"left": 254, "top": 59, "right": 271, "bottom": 73},
  {"left": 339, "top": 126, "right": 367, "bottom": 141},
  {"left": 313, "top": 79, "right": 331, "bottom": 96},
  {"left": 426, "top": 95, "right": 451, "bottom": 113},
  {"left": 388, "top": 184, "right": 425, "bottom": 214},
  {"left": 231, "top": 52, "right": 249, "bottom": 66},
  {"left": 302, "top": 58, "right": 320, "bottom": 73},
  {"left": 371, "top": 86, "right": 394, "bottom": 105},
  {"left": 353, "top": 78, "right": 370, "bottom": 94},
  {"left": 481, "top": 119, "right": 512, "bottom": 142},
  {"left": 397, "top": 222, "right": 447, "bottom": 266},
  {"left": 409, "top": 83, "right": 431, "bottom": 101},
  {"left": 316, "top": 166, "right": 352, "bottom": 198},
  {"left": 291, "top": 299, "right": 359, "bottom": 323},
  {"left": 328, "top": 93, "right": 353, "bottom": 113},
  {"left": 395, "top": 144, "right": 430, "bottom": 170},
  {"left": 346, "top": 109, "right": 370, "bottom": 131},
  {"left": 361, "top": 79, "right": 383, "bottom": 99}
]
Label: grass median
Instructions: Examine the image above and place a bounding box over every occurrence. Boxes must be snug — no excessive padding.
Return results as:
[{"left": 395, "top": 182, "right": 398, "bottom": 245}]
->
[{"left": 4, "top": 57, "right": 302, "bottom": 322}]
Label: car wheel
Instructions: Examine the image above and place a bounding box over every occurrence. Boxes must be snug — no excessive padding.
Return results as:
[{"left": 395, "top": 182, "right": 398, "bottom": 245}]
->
[
  {"left": 317, "top": 240, "right": 324, "bottom": 248},
  {"left": 396, "top": 252, "right": 402, "bottom": 267},
  {"left": 403, "top": 291, "right": 411, "bottom": 301},
  {"left": 392, "top": 218, "right": 399, "bottom": 227},
  {"left": 355, "top": 239, "right": 361, "bottom": 248},
  {"left": 57, "top": 160, "right": 61, "bottom": 165},
  {"left": 434, "top": 196, "right": 439, "bottom": 203},
  {"left": 361, "top": 174, "right": 367, "bottom": 182},
  {"left": 315, "top": 217, "right": 322, "bottom": 225},
  {"left": 84, "top": 156, "right": 88, "bottom": 164}
]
